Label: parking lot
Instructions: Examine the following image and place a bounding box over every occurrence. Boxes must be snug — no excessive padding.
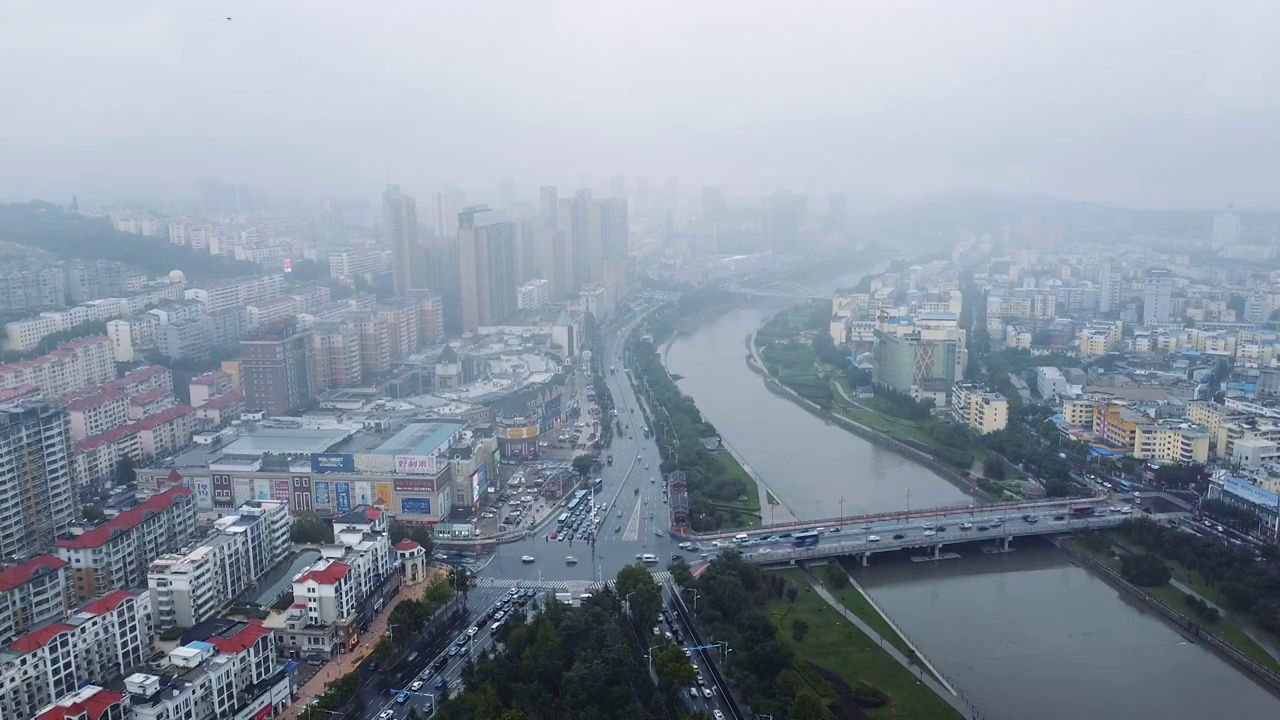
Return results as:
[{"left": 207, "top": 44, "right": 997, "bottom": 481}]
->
[{"left": 473, "top": 461, "right": 577, "bottom": 537}]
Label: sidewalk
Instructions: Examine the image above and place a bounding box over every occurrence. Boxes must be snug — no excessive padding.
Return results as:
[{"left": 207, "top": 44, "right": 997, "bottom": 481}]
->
[
  {"left": 283, "top": 588, "right": 416, "bottom": 718},
  {"left": 799, "top": 568, "right": 977, "bottom": 719}
]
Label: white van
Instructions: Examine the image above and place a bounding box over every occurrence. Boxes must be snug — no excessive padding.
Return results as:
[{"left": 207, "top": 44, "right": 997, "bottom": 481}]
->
[
  {"left": 640, "top": 554, "right": 659, "bottom": 564},
  {"left": 733, "top": 533, "right": 749, "bottom": 543}
]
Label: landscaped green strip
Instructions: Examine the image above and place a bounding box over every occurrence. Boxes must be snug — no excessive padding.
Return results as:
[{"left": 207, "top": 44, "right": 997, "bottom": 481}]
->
[{"left": 766, "top": 569, "right": 963, "bottom": 720}]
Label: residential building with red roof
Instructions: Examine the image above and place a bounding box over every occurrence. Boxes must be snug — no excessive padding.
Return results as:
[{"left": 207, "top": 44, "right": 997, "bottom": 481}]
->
[
  {"left": 0, "top": 555, "right": 70, "bottom": 646},
  {"left": 0, "top": 335, "right": 113, "bottom": 397},
  {"left": 0, "top": 590, "right": 151, "bottom": 720},
  {"left": 55, "top": 486, "right": 196, "bottom": 602},
  {"left": 127, "top": 389, "right": 175, "bottom": 421},
  {"left": 34, "top": 685, "right": 129, "bottom": 720}
]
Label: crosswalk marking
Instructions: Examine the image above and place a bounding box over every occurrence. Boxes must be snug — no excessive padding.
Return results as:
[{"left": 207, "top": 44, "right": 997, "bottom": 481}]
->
[{"left": 474, "top": 570, "right": 673, "bottom": 591}]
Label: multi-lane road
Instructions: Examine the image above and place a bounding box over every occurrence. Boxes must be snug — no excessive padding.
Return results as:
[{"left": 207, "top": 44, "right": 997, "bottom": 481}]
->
[
  {"left": 478, "top": 305, "right": 686, "bottom": 585},
  {"left": 359, "top": 587, "right": 530, "bottom": 719}
]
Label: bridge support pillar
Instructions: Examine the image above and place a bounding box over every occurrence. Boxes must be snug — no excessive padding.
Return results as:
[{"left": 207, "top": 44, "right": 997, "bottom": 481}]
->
[
  {"left": 1002, "top": 536, "right": 1012, "bottom": 552},
  {"left": 933, "top": 544, "right": 941, "bottom": 560},
  {"left": 861, "top": 552, "right": 870, "bottom": 567}
]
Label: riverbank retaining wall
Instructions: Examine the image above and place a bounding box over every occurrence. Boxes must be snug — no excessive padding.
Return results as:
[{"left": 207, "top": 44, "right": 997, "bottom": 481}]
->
[
  {"left": 744, "top": 331, "right": 994, "bottom": 504},
  {"left": 1050, "top": 536, "right": 1280, "bottom": 696}
]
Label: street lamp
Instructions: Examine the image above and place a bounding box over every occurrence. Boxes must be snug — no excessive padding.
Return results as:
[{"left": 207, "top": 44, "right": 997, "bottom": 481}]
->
[
  {"left": 647, "top": 644, "right": 662, "bottom": 675},
  {"left": 625, "top": 590, "right": 637, "bottom": 617},
  {"left": 683, "top": 587, "right": 700, "bottom": 612}
]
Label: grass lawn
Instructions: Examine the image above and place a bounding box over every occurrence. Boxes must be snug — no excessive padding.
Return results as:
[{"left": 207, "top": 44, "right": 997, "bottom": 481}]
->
[
  {"left": 832, "top": 561, "right": 925, "bottom": 665},
  {"left": 1067, "top": 538, "right": 1280, "bottom": 673},
  {"left": 766, "top": 569, "right": 962, "bottom": 720}
]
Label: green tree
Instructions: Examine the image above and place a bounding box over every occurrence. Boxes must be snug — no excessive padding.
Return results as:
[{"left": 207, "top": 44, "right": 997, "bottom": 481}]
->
[
  {"left": 668, "top": 557, "right": 695, "bottom": 588},
  {"left": 389, "top": 520, "right": 435, "bottom": 556},
  {"left": 1120, "top": 552, "right": 1172, "bottom": 587},
  {"left": 653, "top": 642, "right": 697, "bottom": 695},
  {"left": 983, "top": 454, "right": 1007, "bottom": 481},
  {"left": 572, "top": 453, "right": 596, "bottom": 479},
  {"left": 789, "top": 689, "right": 830, "bottom": 719},
  {"left": 290, "top": 514, "right": 334, "bottom": 544},
  {"left": 114, "top": 455, "right": 137, "bottom": 486},
  {"left": 616, "top": 564, "right": 663, "bottom": 628},
  {"left": 791, "top": 618, "right": 810, "bottom": 641}
]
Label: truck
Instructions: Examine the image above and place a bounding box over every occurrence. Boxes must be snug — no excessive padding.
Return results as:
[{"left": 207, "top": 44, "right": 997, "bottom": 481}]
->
[{"left": 606, "top": 451, "right": 613, "bottom": 466}]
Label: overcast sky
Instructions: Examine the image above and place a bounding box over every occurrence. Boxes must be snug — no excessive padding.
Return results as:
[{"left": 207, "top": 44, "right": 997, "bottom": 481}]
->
[{"left": 3, "top": 0, "right": 1279, "bottom": 209}]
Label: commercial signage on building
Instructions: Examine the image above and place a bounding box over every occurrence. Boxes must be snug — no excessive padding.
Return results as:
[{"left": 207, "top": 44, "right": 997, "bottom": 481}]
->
[
  {"left": 395, "top": 454, "right": 438, "bottom": 476},
  {"left": 471, "top": 464, "right": 487, "bottom": 507},
  {"left": 233, "top": 477, "right": 252, "bottom": 505},
  {"left": 314, "top": 481, "right": 331, "bottom": 506},
  {"left": 1224, "top": 476, "right": 1280, "bottom": 508},
  {"left": 310, "top": 453, "right": 355, "bottom": 474},
  {"left": 502, "top": 424, "right": 539, "bottom": 440},
  {"left": 191, "top": 477, "right": 212, "bottom": 509},
  {"left": 355, "top": 481, "right": 372, "bottom": 506},
  {"left": 253, "top": 478, "right": 271, "bottom": 501},
  {"left": 375, "top": 482, "right": 393, "bottom": 508},
  {"left": 393, "top": 477, "right": 437, "bottom": 493},
  {"left": 335, "top": 482, "right": 351, "bottom": 513},
  {"left": 272, "top": 479, "right": 290, "bottom": 503},
  {"left": 401, "top": 497, "right": 432, "bottom": 515},
  {"left": 540, "top": 397, "right": 561, "bottom": 434}
]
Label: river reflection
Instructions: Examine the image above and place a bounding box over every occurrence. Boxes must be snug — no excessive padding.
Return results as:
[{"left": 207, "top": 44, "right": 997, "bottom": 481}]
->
[{"left": 664, "top": 265, "right": 1280, "bottom": 718}]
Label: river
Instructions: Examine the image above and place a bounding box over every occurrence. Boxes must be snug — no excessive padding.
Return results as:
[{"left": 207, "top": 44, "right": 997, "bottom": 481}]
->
[{"left": 664, "top": 267, "right": 1280, "bottom": 719}]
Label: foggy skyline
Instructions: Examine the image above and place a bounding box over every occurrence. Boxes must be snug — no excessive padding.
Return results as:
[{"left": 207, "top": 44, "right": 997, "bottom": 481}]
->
[{"left": 4, "top": 0, "right": 1280, "bottom": 209}]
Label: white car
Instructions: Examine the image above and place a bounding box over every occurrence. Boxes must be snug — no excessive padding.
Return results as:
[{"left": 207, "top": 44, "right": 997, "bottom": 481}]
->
[
  {"left": 521, "top": 555, "right": 535, "bottom": 564},
  {"left": 702, "top": 687, "right": 714, "bottom": 699},
  {"left": 923, "top": 530, "right": 936, "bottom": 537},
  {"left": 378, "top": 712, "right": 394, "bottom": 720},
  {"left": 960, "top": 522, "right": 974, "bottom": 530},
  {"left": 714, "top": 711, "right": 725, "bottom": 720},
  {"left": 867, "top": 535, "right": 882, "bottom": 542},
  {"left": 467, "top": 625, "right": 479, "bottom": 636},
  {"left": 410, "top": 681, "right": 424, "bottom": 691}
]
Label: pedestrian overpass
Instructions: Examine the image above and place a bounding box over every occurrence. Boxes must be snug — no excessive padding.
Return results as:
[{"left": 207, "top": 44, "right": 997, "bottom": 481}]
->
[{"left": 728, "top": 279, "right": 827, "bottom": 299}]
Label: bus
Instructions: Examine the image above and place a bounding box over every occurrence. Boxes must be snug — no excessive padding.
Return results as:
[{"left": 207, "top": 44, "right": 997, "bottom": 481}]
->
[
  {"left": 1116, "top": 481, "right": 1133, "bottom": 493},
  {"left": 1069, "top": 504, "right": 1096, "bottom": 516},
  {"left": 557, "top": 513, "right": 570, "bottom": 526},
  {"left": 592, "top": 477, "right": 603, "bottom": 493},
  {"left": 567, "top": 490, "right": 589, "bottom": 512},
  {"left": 792, "top": 531, "right": 821, "bottom": 548}
]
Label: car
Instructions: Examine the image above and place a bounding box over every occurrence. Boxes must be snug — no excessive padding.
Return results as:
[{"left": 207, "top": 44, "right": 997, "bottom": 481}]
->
[
  {"left": 960, "top": 522, "right": 973, "bottom": 530},
  {"left": 448, "top": 645, "right": 460, "bottom": 656},
  {"left": 714, "top": 711, "right": 725, "bottom": 720},
  {"left": 524, "top": 588, "right": 537, "bottom": 598},
  {"left": 696, "top": 672, "right": 706, "bottom": 686},
  {"left": 456, "top": 633, "right": 470, "bottom": 645},
  {"left": 1053, "top": 515, "right": 1066, "bottom": 521},
  {"left": 977, "top": 525, "right": 989, "bottom": 531},
  {"left": 378, "top": 712, "right": 394, "bottom": 720},
  {"left": 867, "top": 535, "right": 881, "bottom": 542},
  {"left": 467, "top": 625, "right": 479, "bottom": 636},
  {"left": 522, "top": 555, "right": 536, "bottom": 563},
  {"left": 410, "top": 681, "right": 424, "bottom": 691},
  {"left": 683, "top": 648, "right": 692, "bottom": 657},
  {"left": 566, "top": 556, "right": 578, "bottom": 565},
  {"left": 892, "top": 533, "right": 905, "bottom": 540},
  {"left": 420, "top": 669, "right": 434, "bottom": 680},
  {"left": 923, "top": 530, "right": 936, "bottom": 537},
  {"left": 689, "top": 687, "right": 700, "bottom": 699},
  {"left": 615, "top": 525, "right": 622, "bottom": 533},
  {"left": 1121, "top": 506, "right": 1134, "bottom": 514},
  {"left": 653, "top": 626, "right": 661, "bottom": 635},
  {"left": 494, "top": 610, "right": 506, "bottom": 622},
  {"left": 508, "top": 587, "right": 519, "bottom": 597},
  {"left": 702, "top": 687, "right": 714, "bottom": 698},
  {"left": 435, "top": 678, "right": 447, "bottom": 690}
]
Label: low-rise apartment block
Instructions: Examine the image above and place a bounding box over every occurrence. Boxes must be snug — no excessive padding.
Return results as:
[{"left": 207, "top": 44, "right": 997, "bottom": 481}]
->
[
  {"left": 147, "top": 500, "right": 290, "bottom": 630},
  {"left": 0, "top": 590, "right": 153, "bottom": 720},
  {"left": 55, "top": 487, "right": 197, "bottom": 603},
  {"left": 125, "top": 620, "right": 291, "bottom": 720},
  {"left": 1133, "top": 422, "right": 1211, "bottom": 465},
  {"left": 0, "top": 335, "right": 114, "bottom": 396},
  {"left": 1078, "top": 320, "right": 1124, "bottom": 356},
  {"left": 951, "top": 383, "right": 1009, "bottom": 434}
]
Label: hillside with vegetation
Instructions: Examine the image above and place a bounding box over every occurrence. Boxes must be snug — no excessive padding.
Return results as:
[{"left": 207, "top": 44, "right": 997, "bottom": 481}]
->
[{"left": 0, "top": 201, "right": 262, "bottom": 279}]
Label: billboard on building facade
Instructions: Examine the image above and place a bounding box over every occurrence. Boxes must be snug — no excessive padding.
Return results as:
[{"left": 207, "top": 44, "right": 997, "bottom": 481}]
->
[
  {"left": 253, "top": 478, "right": 271, "bottom": 501},
  {"left": 540, "top": 397, "right": 561, "bottom": 434},
  {"left": 375, "top": 482, "right": 393, "bottom": 507},
  {"left": 272, "top": 479, "right": 291, "bottom": 503},
  {"left": 335, "top": 482, "right": 351, "bottom": 513},
  {"left": 395, "top": 454, "right": 438, "bottom": 476},
  {"left": 401, "top": 497, "right": 432, "bottom": 515},
  {"left": 502, "top": 424, "right": 539, "bottom": 440},
  {"left": 1225, "top": 476, "right": 1280, "bottom": 507},
  {"left": 233, "top": 477, "right": 252, "bottom": 505},
  {"left": 314, "top": 481, "right": 331, "bottom": 506},
  {"left": 471, "top": 464, "right": 487, "bottom": 507},
  {"left": 310, "top": 453, "right": 355, "bottom": 474},
  {"left": 354, "top": 481, "right": 372, "bottom": 506},
  {"left": 192, "top": 477, "right": 212, "bottom": 510},
  {"left": 393, "top": 477, "right": 436, "bottom": 493}
]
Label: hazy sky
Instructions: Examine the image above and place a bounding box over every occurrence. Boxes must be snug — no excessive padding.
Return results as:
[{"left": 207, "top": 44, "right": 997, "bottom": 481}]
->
[{"left": 4, "top": 0, "right": 1279, "bottom": 209}]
